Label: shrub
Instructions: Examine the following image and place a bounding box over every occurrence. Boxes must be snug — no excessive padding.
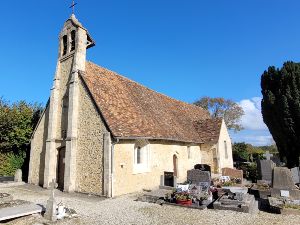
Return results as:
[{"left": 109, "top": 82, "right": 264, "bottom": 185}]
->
[{"left": 0, "top": 152, "right": 25, "bottom": 176}]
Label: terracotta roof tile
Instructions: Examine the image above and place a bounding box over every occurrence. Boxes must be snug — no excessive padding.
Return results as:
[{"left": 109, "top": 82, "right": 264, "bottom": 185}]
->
[
  {"left": 193, "top": 118, "right": 223, "bottom": 143},
  {"left": 80, "top": 61, "right": 221, "bottom": 144}
]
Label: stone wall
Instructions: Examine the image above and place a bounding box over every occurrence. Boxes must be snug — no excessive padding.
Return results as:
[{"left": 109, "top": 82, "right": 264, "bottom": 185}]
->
[
  {"left": 113, "top": 140, "right": 201, "bottom": 196},
  {"left": 217, "top": 120, "right": 234, "bottom": 170},
  {"left": 76, "top": 78, "right": 107, "bottom": 195},
  {"left": 28, "top": 105, "right": 50, "bottom": 185},
  {"left": 201, "top": 143, "right": 217, "bottom": 173},
  {"left": 56, "top": 56, "right": 73, "bottom": 139}
]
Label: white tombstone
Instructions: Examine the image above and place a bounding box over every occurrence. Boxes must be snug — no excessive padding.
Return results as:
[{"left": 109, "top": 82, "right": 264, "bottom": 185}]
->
[{"left": 14, "top": 169, "right": 22, "bottom": 182}]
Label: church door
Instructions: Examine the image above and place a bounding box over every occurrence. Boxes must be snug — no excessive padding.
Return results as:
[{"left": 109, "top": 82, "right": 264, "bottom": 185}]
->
[
  {"left": 57, "top": 147, "right": 66, "bottom": 190},
  {"left": 173, "top": 154, "right": 178, "bottom": 177}
]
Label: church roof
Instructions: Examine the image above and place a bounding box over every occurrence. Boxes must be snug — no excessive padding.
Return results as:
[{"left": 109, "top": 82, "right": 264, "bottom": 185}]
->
[{"left": 80, "top": 61, "right": 222, "bottom": 144}]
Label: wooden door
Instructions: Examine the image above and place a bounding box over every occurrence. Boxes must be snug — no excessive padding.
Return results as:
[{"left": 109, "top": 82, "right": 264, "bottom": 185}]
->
[{"left": 57, "top": 147, "right": 66, "bottom": 190}]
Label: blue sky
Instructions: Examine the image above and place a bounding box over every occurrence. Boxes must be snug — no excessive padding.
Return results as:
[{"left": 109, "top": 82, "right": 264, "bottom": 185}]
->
[{"left": 1, "top": 1, "right": 300, "bottom": 145}]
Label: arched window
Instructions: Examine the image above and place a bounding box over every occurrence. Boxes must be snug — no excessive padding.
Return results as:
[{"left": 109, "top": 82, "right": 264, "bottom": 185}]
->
[
  {"left": 62, "top": 35, "right": 68, "bottom": 56},
  {"left": 133, "top": 140, "right": 151, "bottom": 174},
  {"left": 136, "top": 146, "right": 142, "bottom": 164},
  {"left": 70, "top": 30, "right": 76, "bottom": 52}
]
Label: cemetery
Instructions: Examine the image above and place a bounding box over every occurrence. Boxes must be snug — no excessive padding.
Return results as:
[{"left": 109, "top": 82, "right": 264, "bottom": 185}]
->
[
  {"left": 137, "top": 152, "right": 300, "bottom": 217},
  {"left": 1, "top": 155, "right": 300, "bottom": 224}
]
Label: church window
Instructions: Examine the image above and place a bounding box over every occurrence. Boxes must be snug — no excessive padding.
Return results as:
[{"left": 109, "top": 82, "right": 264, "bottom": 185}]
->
[
  {"left": 187, "top": 146, "right": 191, "bottom": 159},
  {"left": 136, "top": 146, "right": 142, "bottom": 164},
  {"left": 70, "top": 30, "right": 76, "bottom": 52},
  {"left": 133, "top": 140, "right": 151, "bottom": 174},
  {"left": 224, "top": 140, "right": 228, "bottom": 159},
  {"left": 62, "top": 35, "right": 68, "bottom": 56}
]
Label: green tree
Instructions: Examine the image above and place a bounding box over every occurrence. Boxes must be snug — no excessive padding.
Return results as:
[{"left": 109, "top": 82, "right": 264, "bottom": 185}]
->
[
  {"left": 194, "top": 97, "right": 244, "bottom": 132},
  {"left": 232, "top": 142, "right": 249, "bottom": 161},
  {"left": 0, "top": 97, "right": 43, "bottom": 175},
  {"left": 261, "top": 61, "right": 300, "bottom": 168}
]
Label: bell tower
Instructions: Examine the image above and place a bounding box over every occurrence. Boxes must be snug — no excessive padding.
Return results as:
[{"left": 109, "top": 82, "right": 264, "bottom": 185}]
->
[{"left": 43, "top": 13, "right": 95, "bottom": 191}]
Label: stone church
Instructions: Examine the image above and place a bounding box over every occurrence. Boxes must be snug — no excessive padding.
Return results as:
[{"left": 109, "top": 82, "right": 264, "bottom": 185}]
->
[{"left": 28, "top": 14, "right": 233, "bottom": 197}]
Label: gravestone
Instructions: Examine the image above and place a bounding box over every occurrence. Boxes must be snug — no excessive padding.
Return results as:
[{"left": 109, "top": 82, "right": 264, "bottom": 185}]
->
[
  {"left": 271, "top": 167, "right": 300, "bottom": 200},
  {"left": 187, "top": 169, "right": 211, "bottom": 187},
  {"left": 164, "top": 172, "right": 174, "bottom": 187},
  {"left": 14, "top": 169, "right": 22, "bottom": 182},
  {"left": 291, "top": 167, "right": 300, "bottom": 184},
  {"left": 194, "top": 164, "right": 211, "bottom": 173},
  {"left": 272, "top": 167, "right": 295, "bottom": 189},
  {"left": 222, "top": 168, "right": 243, "bottom": 181},
  {"left": 44, "top": 179, "right": 57, "bottom": 221},
  {"left": 263, "top": 151, "right": 273, "bottom": 160},
  {"left": 257, "top": 160, "right": 276, "bottom": 182}
]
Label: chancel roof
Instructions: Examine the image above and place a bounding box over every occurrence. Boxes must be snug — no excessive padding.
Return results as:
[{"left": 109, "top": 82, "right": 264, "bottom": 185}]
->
[{"left": 80, "top": 61, "right": 222, "bottom": 144}]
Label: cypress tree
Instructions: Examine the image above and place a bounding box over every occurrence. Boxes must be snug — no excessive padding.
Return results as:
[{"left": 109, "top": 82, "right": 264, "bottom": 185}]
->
[{"left": 261, "top": 61, "right": 300, "bottom": 168}]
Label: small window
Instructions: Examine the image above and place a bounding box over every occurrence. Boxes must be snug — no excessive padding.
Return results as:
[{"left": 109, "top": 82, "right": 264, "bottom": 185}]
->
[
  {"left": 133, "top": 140, "right": 151, "bottom": 174},
  {"left": 62, "top": 35, "right": 68, "bottom": 56},
  {"left": 224, "top": 140, "right": 228, "bottom": 159},
  {"left": 136, "top": 146, "right": 141, "bottom": 164},
  {"left": 70, "top": 30, "right": 76, "bottom": 52},
  {"left": 187, "top": 146, "right": 191, "bottom": 159}
]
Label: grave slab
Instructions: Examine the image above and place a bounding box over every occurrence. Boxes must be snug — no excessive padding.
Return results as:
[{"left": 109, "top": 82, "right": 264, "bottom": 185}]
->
[{"left": 0, "top": 203, "right": 43, "bottom": 221}]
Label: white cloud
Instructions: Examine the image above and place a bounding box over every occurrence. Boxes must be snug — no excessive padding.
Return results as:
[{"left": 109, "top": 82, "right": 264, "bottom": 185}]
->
[
  {"left": 229, "top": 97, "right": 273, "bottom": 146},
  {"left": 230, "top": 130, "right": 273, "bottom": 146},
  {"left": 239, "top": 97, "right": 268, "bottom": 130}
]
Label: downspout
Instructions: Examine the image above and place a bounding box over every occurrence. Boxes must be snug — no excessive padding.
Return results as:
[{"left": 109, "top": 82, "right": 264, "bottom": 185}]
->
[{"left": 111, "top": 138, "right": 119, "bottom": 198}]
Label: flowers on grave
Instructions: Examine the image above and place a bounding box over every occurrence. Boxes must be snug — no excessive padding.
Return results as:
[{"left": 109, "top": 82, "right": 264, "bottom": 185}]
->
[
  {"left": 175, "top": 192, "right": 192, "bottom": 205},
  {"left": 174, "top": 192, "right": 192, "bottom": 201}
]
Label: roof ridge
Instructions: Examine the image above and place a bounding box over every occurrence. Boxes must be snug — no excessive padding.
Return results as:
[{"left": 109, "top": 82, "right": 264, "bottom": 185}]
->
[{"left": 86, "top": 61, "right": 208, "bottom": 114}]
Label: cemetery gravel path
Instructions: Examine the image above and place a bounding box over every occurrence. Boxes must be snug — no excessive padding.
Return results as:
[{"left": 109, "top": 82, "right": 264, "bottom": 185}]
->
[{"left": 0, "top": 184, "right": 299, "bottom": 225}]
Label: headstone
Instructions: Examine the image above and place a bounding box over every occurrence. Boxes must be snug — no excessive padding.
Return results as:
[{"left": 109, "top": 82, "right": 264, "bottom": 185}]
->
[
  {"left": 222, "top": 168, "right": 243, "bottom": 181},
  {"left": 164, "top": 172, "right": 174, "bottom": 187},
  {"left": 291, "top": 167, "right": 300, "bottom": 184},
  {"left": 187, "top": 169, "right": 211, "bottom": 184},
  {"left": 257, "top": 160, "right": 276, "bottom": 182},
  {"left": 44, "top": 179, "right": 57, "bottom": 222},
  {"left": 270, "top": 156, "right": 282, "bottom": 166},
  {"left": 271, "top": 167, "right": 300, "bottom": 200},
  {"left": 263, "top": 151, "right": 273, "bottom": 160},
  {"left": 272, "top": 167, "right": 295, "bottom": 189},
  {"left": 14, "top": 169, "right": 22, "bottom": 182},
  {"left": 194, "top": 164, "right": 211, "bottom": 173}
]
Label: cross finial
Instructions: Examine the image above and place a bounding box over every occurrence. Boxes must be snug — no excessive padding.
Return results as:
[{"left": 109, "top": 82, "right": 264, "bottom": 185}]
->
[
  {"left": 70, "top": 0, "right": 77, "bottom": 14},
  {"left": 263, "top": 151, "right": 273, "bottom": 160}
]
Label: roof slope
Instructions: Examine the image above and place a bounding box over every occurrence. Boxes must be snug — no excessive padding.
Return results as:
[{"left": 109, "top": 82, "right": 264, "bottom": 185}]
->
[
  {"left": 81, "top": 61, "right": 217, "bottom": 143},
  {"left": 194, "top": 118, "right": 223, "bottom": 143}
]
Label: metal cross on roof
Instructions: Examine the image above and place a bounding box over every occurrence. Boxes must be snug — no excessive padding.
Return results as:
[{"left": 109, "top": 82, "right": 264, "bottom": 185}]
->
[
  {"left": 263, "top": 151, "right": 273, "bottom": 160},
  {"left": 70, "top": 0, "right": 77, "bottom": 14}
]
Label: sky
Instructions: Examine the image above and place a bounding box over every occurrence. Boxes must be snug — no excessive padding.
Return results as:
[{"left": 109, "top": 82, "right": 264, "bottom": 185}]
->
[{"left": 1, "top": 0, "right": 300, "bottom": 146}]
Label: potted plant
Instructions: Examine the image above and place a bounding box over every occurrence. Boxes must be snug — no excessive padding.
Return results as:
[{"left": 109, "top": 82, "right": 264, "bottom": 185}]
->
[{"left": 175, "top": 192, "right": 192, "bottom": 206}]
